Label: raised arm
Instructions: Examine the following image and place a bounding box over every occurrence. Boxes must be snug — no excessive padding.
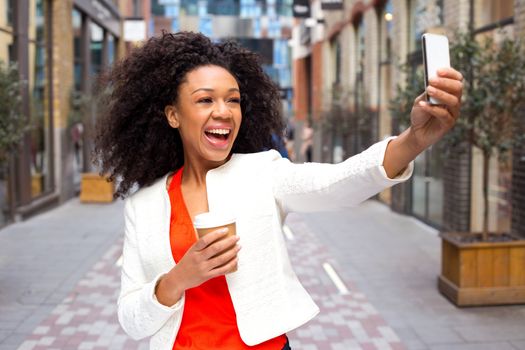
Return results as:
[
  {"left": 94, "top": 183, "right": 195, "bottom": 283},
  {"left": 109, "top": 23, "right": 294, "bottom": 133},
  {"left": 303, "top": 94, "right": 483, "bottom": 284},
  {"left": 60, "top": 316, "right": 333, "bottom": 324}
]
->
[
  {"left": 383, "top": 67, "right": 463, "bottom": 178},
  {"left": 272, "top": 137, "right": 413, "bottom": 213}
]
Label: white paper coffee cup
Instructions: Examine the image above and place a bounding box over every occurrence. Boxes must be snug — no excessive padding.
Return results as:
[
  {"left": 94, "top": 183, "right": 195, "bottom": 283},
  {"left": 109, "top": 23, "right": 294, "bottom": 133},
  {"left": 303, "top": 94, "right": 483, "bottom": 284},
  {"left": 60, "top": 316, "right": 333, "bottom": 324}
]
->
[
  {"left": 194, "top": 212, "right": 237, "bottom": 272},
  {"left": 194, "top": 212, "right": 236, "bottom": 238}
]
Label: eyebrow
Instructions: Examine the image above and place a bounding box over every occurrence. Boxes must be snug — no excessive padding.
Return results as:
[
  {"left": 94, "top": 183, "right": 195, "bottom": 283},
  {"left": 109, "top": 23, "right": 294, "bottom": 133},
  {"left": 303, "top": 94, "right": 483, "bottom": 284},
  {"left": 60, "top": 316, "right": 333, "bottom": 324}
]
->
[{"left": 191, "top": 87, "right": 240, "bottom": 95}]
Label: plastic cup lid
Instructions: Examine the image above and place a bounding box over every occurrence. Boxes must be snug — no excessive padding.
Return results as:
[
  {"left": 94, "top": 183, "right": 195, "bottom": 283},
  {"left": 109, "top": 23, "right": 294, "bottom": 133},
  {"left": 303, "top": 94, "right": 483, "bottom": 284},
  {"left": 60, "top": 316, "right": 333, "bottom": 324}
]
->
[{"left": 193, "top": 212, "right": 236, "bottom": 229}]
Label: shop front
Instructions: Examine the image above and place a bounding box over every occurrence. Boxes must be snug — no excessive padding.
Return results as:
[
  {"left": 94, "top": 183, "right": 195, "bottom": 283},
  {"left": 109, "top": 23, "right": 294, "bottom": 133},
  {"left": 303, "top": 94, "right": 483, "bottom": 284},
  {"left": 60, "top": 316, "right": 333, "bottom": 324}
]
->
[{"left": 0, "top": 0, "right": 122, "bottom": 228}]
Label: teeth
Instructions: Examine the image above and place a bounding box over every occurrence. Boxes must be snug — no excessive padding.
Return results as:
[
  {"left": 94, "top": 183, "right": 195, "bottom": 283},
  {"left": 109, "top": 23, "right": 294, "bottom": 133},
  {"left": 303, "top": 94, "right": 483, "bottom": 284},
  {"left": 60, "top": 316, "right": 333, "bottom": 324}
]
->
[{"left": 207, "top": 129, "right": 230, "bottom": 135}]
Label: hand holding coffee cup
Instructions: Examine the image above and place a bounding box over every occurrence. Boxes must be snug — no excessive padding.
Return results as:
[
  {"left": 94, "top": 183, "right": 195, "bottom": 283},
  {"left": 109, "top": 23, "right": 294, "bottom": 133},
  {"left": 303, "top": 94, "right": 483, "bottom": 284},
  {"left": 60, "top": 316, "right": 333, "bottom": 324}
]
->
[
  {"left": 194, "top": 212, "right": 238, "bottom": 273},
  {"left": 155, "top": 222, "right": 240, "bottom": 306}
]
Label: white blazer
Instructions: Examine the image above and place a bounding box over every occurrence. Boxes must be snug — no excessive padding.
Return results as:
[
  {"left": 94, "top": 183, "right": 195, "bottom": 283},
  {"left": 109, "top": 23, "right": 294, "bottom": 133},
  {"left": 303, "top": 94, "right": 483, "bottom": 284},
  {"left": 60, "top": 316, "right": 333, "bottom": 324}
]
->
[{"left": 117, "top": 137, "right": 413, "bottom": 349}]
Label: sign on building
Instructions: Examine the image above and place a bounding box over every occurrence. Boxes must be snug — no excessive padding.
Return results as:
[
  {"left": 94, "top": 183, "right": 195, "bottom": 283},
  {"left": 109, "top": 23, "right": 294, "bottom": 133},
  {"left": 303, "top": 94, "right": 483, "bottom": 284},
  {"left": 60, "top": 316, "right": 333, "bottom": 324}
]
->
[
  {"left": 124, "top": 19, "right": 146, "bottom": 42},
  {"left": 321, "top": 0, "right": 343, "bottom": 10},
  {"left": 293, "top": 0, "right": 310, "bottom": 18}
]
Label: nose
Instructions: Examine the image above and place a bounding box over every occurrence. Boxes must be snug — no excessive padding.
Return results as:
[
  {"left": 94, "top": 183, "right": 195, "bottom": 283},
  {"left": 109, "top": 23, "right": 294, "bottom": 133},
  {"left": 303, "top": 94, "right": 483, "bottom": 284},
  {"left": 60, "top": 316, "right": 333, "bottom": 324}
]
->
[{"left": 212, "top": 100, "right": 232, "bottom": 118}]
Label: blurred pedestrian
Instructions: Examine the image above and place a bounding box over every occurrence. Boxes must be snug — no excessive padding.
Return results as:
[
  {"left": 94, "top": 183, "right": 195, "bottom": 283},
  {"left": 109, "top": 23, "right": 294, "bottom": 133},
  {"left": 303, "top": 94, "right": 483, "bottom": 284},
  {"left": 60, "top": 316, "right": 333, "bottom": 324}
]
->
[
  {"left": 284, "top": 120, "right": 295, "bottom": 161},
  {"left": 70, "top": 122, "right": 83, "bottom": 166},
  {"left": 271, "top": 132, "right": 289, "bottom": 159},
  {"left": 300, "top": 120, "right": 313, "bottom": 162},
  {"left": 94, "top": 31, "right": 463, "bottom": 350}
]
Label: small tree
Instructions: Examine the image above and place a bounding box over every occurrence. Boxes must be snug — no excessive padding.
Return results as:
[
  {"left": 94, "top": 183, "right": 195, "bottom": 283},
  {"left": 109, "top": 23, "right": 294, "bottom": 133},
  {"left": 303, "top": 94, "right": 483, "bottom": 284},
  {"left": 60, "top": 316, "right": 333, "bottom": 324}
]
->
[
  {"left": 390, "top": 31, "right": 525, "bottom": 241},
  {"left": 0, "top": 61, "right": 27, "bottom": 166},
  {"left": 451, "top": 32, "right": 525, "bottom": 240},
  {"left": 389, "top": 63, "right": 424, "bottom": 134}
]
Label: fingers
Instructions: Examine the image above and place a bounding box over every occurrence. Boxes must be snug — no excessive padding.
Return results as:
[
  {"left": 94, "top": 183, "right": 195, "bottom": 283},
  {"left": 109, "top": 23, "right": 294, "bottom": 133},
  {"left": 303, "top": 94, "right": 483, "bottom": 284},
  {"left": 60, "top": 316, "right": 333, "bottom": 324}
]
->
[
  {"left": 427, "top": 69, "right": 463, "bottom": 117},
  {"left": 426, "top": 85, "right": 461, "bottom": 111},
  {"left": 414, "top": 93, "right": 426, "bottom": 104},
  {"left": 429, "top": 68, "right": 463, "bottom": 103},
  {"left": 211, "top": 255, "right": 239, "bottom": 276},
  {"left": 202, "top": 235, "right": 239, "bottom": 260},
  {"left": 193, "top": 228, "right": 229, "bottom": 250},
  {"left": 418, "top": 101, "right": 456, "bottom": 127},
  {"left": 428, "top": 77, "right": 463, "bottom": 97},
  {"left": 437, "top": 67, "right": 463, "bottom": 82},
  {"left": 208, "top": 243, "right": 241, "bottom": 271}
]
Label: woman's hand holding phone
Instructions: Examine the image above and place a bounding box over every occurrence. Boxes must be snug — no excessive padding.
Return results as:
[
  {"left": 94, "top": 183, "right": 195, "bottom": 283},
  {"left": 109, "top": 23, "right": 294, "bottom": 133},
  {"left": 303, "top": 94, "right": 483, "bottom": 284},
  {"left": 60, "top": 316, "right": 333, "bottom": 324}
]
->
[
  {"left": 382, "top": 35, "right": 463, "bottom": 179},
  {"left": 409, "top": 68, "right": 463, "bottom": 150},
  {"left": 409, "top": 34, "right": 463, "bottom": 152}
]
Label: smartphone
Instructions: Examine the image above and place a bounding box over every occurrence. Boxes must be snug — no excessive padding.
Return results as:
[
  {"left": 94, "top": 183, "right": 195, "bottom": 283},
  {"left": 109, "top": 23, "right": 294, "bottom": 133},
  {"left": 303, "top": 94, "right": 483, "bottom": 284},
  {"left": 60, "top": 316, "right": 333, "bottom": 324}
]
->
[{"left": 422, "top": 33, "right": 450, "bottom": 105}]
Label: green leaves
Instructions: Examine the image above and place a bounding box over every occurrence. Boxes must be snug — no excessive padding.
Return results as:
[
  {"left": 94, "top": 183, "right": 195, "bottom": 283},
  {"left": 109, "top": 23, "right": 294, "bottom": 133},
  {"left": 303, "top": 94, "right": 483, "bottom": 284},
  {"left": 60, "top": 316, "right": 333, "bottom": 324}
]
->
[
  {"left": 389, "top": 63, "right": 423, "bottom": 131},
  {"left": 450, "top": 31, "right": 525, "bottom": 157},
  {"left": 0, "top": 61, "right": 28, "bottom": 164},
  {"left": 68, "top": 89, "right": 92, "bottom": 128},
  {"left": 391, "top": 31, "right": 525, "bottom": 158}
]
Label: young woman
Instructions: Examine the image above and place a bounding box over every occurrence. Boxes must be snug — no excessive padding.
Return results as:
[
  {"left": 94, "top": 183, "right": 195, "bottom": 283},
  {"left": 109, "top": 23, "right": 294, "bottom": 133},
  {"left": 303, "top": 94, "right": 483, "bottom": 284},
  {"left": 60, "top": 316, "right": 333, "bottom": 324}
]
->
[{"left": 94, "top": 32, "right": 462, "bottom": 350}]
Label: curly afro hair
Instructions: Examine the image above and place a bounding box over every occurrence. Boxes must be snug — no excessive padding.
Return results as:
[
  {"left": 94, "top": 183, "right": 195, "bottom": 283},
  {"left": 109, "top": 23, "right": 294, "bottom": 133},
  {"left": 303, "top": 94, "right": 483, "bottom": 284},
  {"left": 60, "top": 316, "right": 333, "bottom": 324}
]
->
[{"left": 94, "top": 31, "right": 284, "bottom": 198}]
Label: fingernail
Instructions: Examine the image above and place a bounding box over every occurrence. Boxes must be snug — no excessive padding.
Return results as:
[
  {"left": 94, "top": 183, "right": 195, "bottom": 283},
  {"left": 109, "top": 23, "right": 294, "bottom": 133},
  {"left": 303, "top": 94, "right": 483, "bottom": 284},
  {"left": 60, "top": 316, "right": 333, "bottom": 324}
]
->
[
  {"left": 427, "top": 86, "right": 436, "bottom": 94},
  {"left": 218, "top": 228, "right": 228, "bottom": 233},
  {"left": 429, "top": 77, "right": 438, "bottom": 84},
  {"left": 419, "top": 101, "right": 427, "bottom": 107}
]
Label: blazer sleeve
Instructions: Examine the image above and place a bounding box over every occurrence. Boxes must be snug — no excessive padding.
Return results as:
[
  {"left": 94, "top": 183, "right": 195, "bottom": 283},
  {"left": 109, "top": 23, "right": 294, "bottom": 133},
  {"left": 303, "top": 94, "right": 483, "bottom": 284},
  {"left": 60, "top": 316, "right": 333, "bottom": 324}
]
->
[
  {"left": 272, "top": 136, "right": 413, "bottom": 213},
  {"left": 117, "top": 197, "right": 185, "bottom": 340}
]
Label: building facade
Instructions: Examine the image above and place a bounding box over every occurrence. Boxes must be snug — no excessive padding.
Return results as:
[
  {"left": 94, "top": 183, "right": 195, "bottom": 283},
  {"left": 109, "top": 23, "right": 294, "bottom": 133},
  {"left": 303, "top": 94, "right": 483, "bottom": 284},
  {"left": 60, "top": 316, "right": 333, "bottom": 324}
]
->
[
  {"left": 291, "top": 0, "right": 525, "bottom": 235},
  {"left": 150, "top": 0, "right": 295, "bottom": 128},
  {"left": 0, "top": 0, "right": 133, "bottom": 227}
]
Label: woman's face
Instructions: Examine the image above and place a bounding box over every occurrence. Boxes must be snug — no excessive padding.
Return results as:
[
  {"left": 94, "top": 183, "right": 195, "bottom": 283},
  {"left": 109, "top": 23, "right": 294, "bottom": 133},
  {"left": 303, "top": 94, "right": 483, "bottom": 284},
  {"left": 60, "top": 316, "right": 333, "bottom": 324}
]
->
[{"left": 166, "top": 65, "right": 242, "bottom": 168}]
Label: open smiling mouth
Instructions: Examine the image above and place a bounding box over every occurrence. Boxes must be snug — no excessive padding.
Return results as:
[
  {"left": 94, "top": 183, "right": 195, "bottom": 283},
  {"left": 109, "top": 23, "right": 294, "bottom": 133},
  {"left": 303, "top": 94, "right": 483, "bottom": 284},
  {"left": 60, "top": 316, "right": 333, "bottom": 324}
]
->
[{"left": 204, "top": 128, "right": 232, "bottom": 145}]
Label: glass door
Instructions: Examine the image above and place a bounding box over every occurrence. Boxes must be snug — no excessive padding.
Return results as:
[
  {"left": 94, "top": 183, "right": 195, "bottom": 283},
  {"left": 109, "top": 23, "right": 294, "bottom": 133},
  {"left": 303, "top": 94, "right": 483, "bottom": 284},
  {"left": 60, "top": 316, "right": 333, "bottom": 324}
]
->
[{"left": 412, "top": 142, "right": 445, "bottom": 227}]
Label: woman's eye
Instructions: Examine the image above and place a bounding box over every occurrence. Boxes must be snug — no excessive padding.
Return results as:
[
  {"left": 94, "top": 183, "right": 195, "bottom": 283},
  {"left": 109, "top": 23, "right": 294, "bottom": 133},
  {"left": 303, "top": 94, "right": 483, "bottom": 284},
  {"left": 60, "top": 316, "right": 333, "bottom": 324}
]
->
[
  {"left": 198, "top": 97, "right": 213, "bottom": 103},
  {"left": 229, "top": 98, "right": 241, "bottom": 104}
]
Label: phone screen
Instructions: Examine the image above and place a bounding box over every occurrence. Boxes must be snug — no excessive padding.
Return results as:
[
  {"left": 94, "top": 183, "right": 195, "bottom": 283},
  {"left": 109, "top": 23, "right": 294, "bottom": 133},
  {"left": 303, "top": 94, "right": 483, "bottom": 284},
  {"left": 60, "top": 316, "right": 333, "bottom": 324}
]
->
[{"left": 422, "top": 34, "right": 450, "bottom": 105}]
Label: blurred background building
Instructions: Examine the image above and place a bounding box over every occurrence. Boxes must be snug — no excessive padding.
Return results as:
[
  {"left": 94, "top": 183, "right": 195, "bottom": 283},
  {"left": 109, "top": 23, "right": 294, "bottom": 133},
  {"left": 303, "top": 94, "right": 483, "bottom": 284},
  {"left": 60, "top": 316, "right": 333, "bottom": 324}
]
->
[
  {"left": 0, "top": 0, "right": 149, "bottom": 226},
  {"left": 290, "top": 0, "right": 524, "bottom": 236},
  {"left": 150, "top": 0, "right": 294, "bottom": 124},
  {"left": 1, "top": 0, "right": 524, "bottom": 240}
]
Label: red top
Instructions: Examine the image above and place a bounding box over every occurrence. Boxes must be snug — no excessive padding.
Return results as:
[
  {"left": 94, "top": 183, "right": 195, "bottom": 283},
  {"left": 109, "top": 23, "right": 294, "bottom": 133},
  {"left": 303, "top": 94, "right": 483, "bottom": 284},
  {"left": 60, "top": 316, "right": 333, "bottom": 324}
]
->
[{"left": 168, "top": 168, "right": 287, "bottom": 350}]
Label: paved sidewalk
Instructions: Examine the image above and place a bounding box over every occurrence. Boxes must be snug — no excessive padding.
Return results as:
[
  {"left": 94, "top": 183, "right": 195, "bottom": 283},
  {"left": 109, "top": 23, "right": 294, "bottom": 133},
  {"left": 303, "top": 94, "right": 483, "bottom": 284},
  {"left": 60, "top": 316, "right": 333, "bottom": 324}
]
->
[
  {"left": 285, "top": 215, "right": 404, "bottom": 350},
  {"left": 2, "top": 198, "right": 405, "bottom": 350},
  {"left": 0, "top": 199, "right": 124, "bottom": 350},
  {"left": 1, "top": 198, "right": 525, "bottom": 349},
  {"left": 300, "top": 201, "right": 525, "bottom": 350}
]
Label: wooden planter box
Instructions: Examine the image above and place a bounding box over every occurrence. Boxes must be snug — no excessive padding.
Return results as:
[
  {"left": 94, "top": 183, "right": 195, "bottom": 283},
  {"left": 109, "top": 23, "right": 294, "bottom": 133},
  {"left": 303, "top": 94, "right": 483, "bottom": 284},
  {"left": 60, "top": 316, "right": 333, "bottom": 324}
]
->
[
  {"left": 79, "top": 173, "right": 114, "bottom": 203},
  {"left": 31, "top": 173, "right": 43, "bottom": 197},
  {"left": 438, "top": 232, "right": 525, "bottom": 306}
]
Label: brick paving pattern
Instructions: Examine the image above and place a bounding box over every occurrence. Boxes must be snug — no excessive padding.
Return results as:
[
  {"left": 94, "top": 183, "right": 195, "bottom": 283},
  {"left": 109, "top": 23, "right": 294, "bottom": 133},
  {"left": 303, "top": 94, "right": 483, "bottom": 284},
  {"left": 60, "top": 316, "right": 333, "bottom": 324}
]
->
[
  {"left": 285, "top": 215, "right": 404, "bottom": 350},
  {"left": 16, "top": 214, "right": 404, "bottom": 350}
]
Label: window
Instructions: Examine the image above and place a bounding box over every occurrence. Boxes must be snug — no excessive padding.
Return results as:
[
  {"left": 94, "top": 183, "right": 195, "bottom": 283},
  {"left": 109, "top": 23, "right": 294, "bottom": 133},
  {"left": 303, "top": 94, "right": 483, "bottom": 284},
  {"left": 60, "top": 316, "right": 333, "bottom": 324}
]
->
[
  {"left": 475, "top": 0, "right": 513, "bottom": 29},
  {"left": 333, "top": 39, "right": 341, "bottom": 84},
  {"left": 151, "top": 0, "right": 166, "bottom": 16},
  {"left": 356, "top": 20, "right": 365, "bottom": 76},
  {"left": 241, "top": 0, "right": 264, "bottom": 17},
  {"left": 5, "top": 0, "right": 14, "bottom": 26},
  {"left": 276, "top": 0, "right": 292, "bottom": 17},
  {"left": 0, "top": 0, "right": 15, "bottom": 225},
  {"left": 180, "top": 0, "right": 199, "bottom": 16},
  {"left": 408, "top": 0, "right": 444, "bottom": 54},
  {"left": 28, "top": 0, "right": 52, "bottom": 198},
  {"left": 1, "top": 0, "right": 14, "bottom": 62},
  {"left": 207, "top": 0, "right": 240, "bottom": 15},
  {"left": 107, "top": 34, "right": 115, "bottom": 66},
  {"left": 381, "top": 0, "right": 393, "bottom": 62},
  {"left": 90, "top": 22, "right": 103, "bottom": 76},
  {"left": 72, "top": 8, "right": 82, "bottom": 91}
]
